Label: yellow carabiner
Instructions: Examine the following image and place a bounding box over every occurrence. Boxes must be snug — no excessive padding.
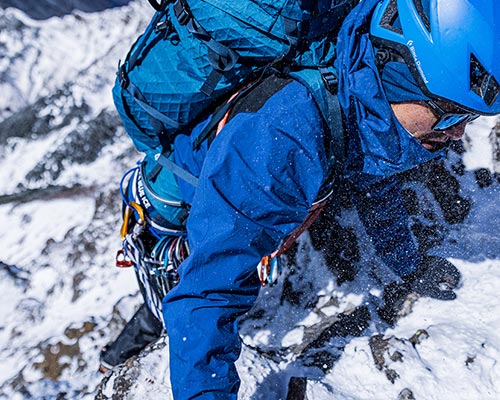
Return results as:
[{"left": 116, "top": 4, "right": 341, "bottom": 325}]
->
[
  {"left": 120, "top": 207, "right": 132, "bottom": 240},
  {"left": 119, "top": 202, "right": 146, "bottom": 240},
  {"left": 128, "top": 201, "right": 145, "bottom": 222}
]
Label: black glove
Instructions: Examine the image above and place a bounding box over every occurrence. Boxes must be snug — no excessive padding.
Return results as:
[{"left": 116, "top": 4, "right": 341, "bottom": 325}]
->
[
  {"left": 377, "top": 256, "right": 461, "bottom": 325},
  {"left": 376, "top": 280, "right": 412, "bottom": 326},
  {"left": 403, "top": 255, "right": 461, "bottom": 300}
]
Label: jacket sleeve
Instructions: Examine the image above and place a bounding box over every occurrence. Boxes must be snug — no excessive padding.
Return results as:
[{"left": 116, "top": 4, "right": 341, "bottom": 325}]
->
[
  {"left": 353, "top": 175, "right": 422, "bottom": 279},
  {"left": 162, "top": 81, "right": 330, "bottom": 399}
]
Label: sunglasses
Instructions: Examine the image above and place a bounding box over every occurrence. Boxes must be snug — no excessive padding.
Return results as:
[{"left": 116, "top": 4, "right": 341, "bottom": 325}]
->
[{"left": 426, "top": 100, "right": 480, "bottom": 131}]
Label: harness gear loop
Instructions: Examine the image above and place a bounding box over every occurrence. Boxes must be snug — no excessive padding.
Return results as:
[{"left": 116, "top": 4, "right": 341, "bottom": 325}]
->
[{"left": 256, "top": 197, "right": 329, "bottom": 286}]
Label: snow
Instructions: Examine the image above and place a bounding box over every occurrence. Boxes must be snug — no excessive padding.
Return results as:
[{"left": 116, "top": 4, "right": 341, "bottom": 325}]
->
[
  {"left": 463, "top": 116, "right": 498, "bottom": 172},
  {"left": 0, "top": 1, "right": 150, "bottom": 119},
  {"left": 0, "top": 198, "right": 94, "bottom": 263},
  {"left": 0, "top": 133, "right": 66, "bottom": 192},
  {"left": 319, "top": 259, "right": 500, "bottom": 400},
  {"left": 0, "top": 1, "right": 499, "bottom": 399}
]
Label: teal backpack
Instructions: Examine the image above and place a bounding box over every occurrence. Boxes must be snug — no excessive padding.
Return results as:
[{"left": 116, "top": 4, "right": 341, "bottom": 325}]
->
[
  {"left": 113, "top": 0, "right": 357, "bottom": 317},
  {"left": 113, "top": 0, "right": 356, "bottom": 178}
]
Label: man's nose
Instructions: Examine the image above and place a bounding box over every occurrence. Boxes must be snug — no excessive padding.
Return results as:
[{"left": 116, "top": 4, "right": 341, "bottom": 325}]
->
[{"left": 444, "top": 123, "right": 466, "bottom": 140}]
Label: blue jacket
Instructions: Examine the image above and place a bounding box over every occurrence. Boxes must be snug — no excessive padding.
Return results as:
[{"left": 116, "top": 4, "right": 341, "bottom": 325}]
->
[{"left": 163, "top": 0, "right": 441, "bottom": 398}]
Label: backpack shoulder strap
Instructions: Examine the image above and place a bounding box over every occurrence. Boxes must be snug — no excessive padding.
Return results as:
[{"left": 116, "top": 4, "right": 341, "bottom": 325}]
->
[
  {"left": 288, "top": 67, "right": 345, "bottom": 193},
  {"left": 256, "top": 68, "right": 346, "bottom": 286},
  {"left": 192, "top": 71, "right": 298, "bottom": 149}
]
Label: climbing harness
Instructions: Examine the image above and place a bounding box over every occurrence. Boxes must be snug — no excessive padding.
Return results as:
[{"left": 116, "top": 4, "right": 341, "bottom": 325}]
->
[{"left": 256, "top": 192, "right": 332, "bottom": 286}]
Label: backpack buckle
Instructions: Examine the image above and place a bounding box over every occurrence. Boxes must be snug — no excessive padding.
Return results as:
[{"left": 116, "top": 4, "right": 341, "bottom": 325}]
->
[
  {"left": 174, "top": 0, "right": 191, "bottom": 26},
  {"left": 118, "top": 63, "right": 130, "bottom": 89},
  {"left": 319, "top": 67, "right": 338, "bottom": 93},
  {"left": 155, "top": 19, "right": 172, "bottom": 34}
]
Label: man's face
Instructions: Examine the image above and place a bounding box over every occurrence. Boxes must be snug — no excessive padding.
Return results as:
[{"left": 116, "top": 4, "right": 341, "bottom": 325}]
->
[{"left": 391, "top": 101, "right": 470, "bottom": 152}]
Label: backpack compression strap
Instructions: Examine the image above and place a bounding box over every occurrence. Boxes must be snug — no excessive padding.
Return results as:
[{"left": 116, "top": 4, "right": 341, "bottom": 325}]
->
[
  {"left": 118, "top": 9, "right": 185, "bottom": 154},
  {"left": 282, "top": 0, "right": 358, "bottom": 47},
  {"left": 174, "top": 0, "right": 239, "bottom": 96}
]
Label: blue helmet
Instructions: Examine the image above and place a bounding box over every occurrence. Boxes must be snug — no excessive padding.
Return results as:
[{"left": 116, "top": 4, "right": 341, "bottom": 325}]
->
[{"left": 370, "top": 0, "right": 500, "bottom": 115}]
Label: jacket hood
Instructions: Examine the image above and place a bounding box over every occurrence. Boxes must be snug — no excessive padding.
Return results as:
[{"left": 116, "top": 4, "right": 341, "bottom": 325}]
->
[{"left": 334, "top": 0, "right": 442, "bottom": 187}]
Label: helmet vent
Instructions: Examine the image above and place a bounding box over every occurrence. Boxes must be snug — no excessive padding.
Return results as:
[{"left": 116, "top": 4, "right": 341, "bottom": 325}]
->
[
  {"left": 380, "top": 0, "right": 403, "bottom": 34},
  {"left": 470, "top": 53, "right": 499, "bottom": 106},
  {"left": 412, "top": 0, "right": 431, "bottom": 32}
]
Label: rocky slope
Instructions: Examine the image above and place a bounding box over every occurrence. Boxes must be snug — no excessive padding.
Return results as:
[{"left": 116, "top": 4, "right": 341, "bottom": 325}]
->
[{"left": 0, "top": 1, "right": 132, "bottom": 20}]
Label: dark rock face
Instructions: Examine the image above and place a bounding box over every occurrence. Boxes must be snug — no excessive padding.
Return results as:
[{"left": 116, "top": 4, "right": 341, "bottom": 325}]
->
[
  {"left": 0, "top": 86, "right": 122, "bottom": 187},
  {"left": 0, "top": 88, "right": 90, "bottom": 146},
  {"left": 24, "top": 109, "right": 122, "bottom": 184},
  {"left": 0, "top": 0, "right": 132, "bottom": 20}
]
